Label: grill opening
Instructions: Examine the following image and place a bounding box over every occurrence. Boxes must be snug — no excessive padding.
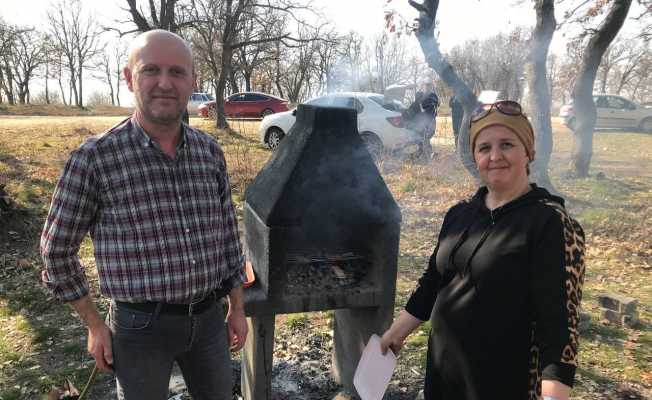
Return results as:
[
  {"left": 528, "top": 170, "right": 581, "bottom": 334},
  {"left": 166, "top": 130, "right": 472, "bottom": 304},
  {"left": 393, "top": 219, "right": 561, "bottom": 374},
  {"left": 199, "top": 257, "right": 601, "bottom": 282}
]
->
[{"left": 283, "top": 252, "right": 373, "bottom": 296}]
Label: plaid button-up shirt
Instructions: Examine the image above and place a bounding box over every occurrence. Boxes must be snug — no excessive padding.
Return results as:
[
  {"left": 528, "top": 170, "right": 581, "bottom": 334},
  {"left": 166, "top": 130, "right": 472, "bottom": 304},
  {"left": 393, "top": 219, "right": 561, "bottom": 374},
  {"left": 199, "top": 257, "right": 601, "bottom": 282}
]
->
[{"left": 41, "top": 117, "right": 245, "bottom": 303}]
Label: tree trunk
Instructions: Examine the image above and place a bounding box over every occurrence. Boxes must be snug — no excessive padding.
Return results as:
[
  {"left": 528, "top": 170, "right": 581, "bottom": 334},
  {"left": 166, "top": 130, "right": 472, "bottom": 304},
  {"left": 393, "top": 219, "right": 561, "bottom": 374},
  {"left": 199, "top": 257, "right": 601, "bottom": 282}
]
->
[
  {"left": 229, "top": 68, "right": 239, "bottom": 94},
  {"left": 77, "top": 61, "right": 84, "bottom": 108},
  {"left": 58, "top": 74, "right": 67, "bottom": 106},
  {"left": 528, "top": 0, "right": 556, "bottom": 191},
  {"left": 45, "top": 61, "right": 50, "bottom": 104},
  {"left": 216, "top": 43, "right": 233, "bottom": 129},
  {"left": 116, "top": 68, "right": 121, "bottom": 107},
  {"left": 570, "top": 0, "right": 632, "bottom": 177},
  {"left": 411, "top": 0, "right": 478, "bottom": 177},
  {"left": 244, "top": 69, "right": 252, "bottom": 92},
  {"left": 69, "top": 64, "right": 79, "bottom": 107},
  {"left": 3, "top": 63, "right": 15, "bottom": 105}
]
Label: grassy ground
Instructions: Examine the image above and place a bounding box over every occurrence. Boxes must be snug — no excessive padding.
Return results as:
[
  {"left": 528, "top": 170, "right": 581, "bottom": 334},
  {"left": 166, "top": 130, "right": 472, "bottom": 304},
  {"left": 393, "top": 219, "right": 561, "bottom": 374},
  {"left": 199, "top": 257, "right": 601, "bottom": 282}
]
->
[{"left": 0, "top": 112, "right": 650, "bottom": 399}]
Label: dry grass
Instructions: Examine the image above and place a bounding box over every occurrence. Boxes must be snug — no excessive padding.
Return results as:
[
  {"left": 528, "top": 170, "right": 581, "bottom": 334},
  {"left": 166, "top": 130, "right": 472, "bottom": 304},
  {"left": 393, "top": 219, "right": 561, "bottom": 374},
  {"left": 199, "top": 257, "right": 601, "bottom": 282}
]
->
[
  {"left": 0, "top": 113, "right": 650, "bottom": 399},
  {"left": 0, "top": 104, "right": 133, "bottom": 117}
]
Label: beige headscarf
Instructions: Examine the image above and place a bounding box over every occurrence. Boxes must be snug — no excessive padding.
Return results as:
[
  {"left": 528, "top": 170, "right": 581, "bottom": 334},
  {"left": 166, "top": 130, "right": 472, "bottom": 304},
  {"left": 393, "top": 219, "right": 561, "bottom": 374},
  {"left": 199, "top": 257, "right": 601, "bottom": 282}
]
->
[{"left": 469, "top": 110, "right": 535, "bottom": 161}]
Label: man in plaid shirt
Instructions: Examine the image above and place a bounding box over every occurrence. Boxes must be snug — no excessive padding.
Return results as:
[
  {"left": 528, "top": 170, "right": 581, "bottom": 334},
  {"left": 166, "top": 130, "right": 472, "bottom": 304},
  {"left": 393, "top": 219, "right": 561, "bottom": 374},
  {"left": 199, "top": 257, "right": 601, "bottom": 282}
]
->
[{"left": 40, "top": 30, "right": 247, "bottom": 399}]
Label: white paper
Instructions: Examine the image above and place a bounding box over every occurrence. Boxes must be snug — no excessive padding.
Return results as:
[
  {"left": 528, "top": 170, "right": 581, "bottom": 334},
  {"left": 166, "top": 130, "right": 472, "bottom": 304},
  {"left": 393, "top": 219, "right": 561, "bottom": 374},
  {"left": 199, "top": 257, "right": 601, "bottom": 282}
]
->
[{"left": 353, "top": 334, "right": 397, "bottom": 400}]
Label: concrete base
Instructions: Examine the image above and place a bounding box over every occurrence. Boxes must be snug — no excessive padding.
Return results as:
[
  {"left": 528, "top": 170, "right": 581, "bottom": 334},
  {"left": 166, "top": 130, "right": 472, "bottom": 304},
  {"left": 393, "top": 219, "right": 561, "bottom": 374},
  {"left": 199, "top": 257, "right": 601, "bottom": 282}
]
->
[
  {"left": 241, "top": 314, "right": 276, "bottom": 400},
  {"left": 331, "top": 306, "right": 393, "bottom": 396}
]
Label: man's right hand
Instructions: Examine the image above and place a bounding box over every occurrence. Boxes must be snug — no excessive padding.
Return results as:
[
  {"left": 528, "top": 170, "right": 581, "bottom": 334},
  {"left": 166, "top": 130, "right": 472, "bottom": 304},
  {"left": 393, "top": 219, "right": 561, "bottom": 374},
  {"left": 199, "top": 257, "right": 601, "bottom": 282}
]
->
[
  {"left": 70, "top": 296, "right": 114, "bottom": 373},
  {"left": 87, "top": 321, "right": 114, "bottom": 372}
]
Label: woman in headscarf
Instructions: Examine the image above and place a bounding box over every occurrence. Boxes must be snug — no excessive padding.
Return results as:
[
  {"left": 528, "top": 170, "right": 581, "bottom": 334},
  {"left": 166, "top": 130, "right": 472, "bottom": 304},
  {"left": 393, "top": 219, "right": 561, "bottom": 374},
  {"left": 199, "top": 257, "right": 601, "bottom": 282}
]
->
[{"left": 381, "top": 100, "right": 586, "bottom": 400}]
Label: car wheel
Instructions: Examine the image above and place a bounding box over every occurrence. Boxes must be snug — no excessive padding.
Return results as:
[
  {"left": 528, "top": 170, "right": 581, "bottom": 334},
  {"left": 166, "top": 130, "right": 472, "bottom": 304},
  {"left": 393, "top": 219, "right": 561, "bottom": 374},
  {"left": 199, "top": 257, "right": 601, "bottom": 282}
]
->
[
  {"left": 208, "top": 107, "right": 217, "bottom": 120},
  {"left": 261, "top": 108, "right": 275, "bottom": 118},
  {"left": 361, "top": 132, "right": 384, "bottom": 160},
  {"left": 639, "top": 117, "right": 652, "bottom": 133},
  {"left": 266, "top": 127, "right": 285, "bottom": 150}
]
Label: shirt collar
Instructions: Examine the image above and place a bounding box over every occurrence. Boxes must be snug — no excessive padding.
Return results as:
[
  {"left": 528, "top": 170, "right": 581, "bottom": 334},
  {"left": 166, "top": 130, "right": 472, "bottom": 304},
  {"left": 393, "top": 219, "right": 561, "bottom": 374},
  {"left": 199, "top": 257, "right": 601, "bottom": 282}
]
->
[{"left": 130, "top": 117, "right": 188, "bottom": 151}]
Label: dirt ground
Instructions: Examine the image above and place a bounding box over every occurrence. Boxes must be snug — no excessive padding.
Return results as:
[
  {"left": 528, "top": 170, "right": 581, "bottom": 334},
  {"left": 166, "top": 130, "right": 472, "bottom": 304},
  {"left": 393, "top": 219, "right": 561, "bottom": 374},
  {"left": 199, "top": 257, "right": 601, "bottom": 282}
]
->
[{"left": 0, "top": 114, "right": 650, "bottom": 399}]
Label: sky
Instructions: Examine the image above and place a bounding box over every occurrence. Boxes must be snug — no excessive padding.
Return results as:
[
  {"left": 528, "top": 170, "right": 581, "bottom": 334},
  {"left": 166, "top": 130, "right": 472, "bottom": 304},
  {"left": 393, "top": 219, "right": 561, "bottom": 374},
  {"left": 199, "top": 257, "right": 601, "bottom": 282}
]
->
[
  {"left": 0, "top": 0, "right": 639, "bottom": 105},
  {"left": 1, "top": 0, "right": 541, "bottom": 51}
]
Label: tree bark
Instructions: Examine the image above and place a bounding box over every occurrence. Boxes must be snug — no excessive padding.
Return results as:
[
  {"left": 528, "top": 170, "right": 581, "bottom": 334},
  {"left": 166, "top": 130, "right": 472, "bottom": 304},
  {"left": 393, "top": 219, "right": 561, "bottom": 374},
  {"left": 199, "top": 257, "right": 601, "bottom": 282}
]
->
[
  {"left": 527, "top": 0, "right": 556, "bottom": 191},
  {"left": 411, "top": 0, "right": 478, "bottom": 177},
  {"left": 216, "top": 42, "right": 233, "bottom": 129},
  {"left": 570, "top": 0, "right": 632, "bottom": 177}
]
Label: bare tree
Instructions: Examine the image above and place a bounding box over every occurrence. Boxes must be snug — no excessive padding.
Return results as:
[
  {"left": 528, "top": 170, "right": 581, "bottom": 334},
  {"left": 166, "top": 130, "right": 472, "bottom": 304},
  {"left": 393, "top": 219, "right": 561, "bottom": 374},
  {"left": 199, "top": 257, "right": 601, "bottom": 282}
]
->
[
  {"left": 0, "top": 19, "right": 21, "bottom": 105},
  {"left": 569, "top": 0, "right": 632, "bottom": 177},
  {"left": 446, "top": 29, "right": 529, "bottom": 101},
  {"left": 94, "top": 43, "right": 127, "bottom": 106},
  {"left": 10, "top": 28, "right": 46, "bottom": 104},
  {"left": 47, "top": 0, "right": 103, "bottom": 108},
  {"left": 118, "top": 0, "right": 194, "bottom": 34},
  {"left": 400, "top": 0, "right": 478, "bottom": 175},
  {"left": 313, "top": 31, "right": 341, "bottom": 95},
  {"left": 527, "top": 0, "right": 557, "bottom": 190},
  {"left": 188, "top": 0, "right": 319, "bottom": 128},
  {"left": 274, "top": 26, "right": 320, "bottom": 103}
]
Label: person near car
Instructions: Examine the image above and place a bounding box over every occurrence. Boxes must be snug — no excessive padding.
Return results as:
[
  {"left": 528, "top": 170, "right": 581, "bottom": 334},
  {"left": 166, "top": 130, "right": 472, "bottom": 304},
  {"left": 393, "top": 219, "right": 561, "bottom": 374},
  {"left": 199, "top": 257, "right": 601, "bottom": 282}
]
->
[
  {"left": 403, "top": 80, "right": 439, "bottom": 156},
  {"left": 40, "top": 29, "right": 247, "bottom": 400},
  {"left": 380, "top": 100, "right": 586, "bottom": 400},
  {"left": 449, "top": 95, "right": 464, "bottom": 145}
]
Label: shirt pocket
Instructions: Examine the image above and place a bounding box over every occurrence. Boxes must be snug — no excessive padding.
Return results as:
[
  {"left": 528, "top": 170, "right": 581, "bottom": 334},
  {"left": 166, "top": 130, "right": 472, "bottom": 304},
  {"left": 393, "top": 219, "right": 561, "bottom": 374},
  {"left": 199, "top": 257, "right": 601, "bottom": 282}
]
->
[{"left": 188, "top": 169, "right": 222, "bottom": 219}]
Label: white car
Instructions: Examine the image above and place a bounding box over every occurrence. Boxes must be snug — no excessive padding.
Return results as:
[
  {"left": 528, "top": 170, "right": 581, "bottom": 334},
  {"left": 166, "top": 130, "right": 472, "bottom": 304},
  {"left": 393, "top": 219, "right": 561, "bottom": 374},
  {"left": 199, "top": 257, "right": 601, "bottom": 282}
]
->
[
  {"left": 187, "top": 92, "right": 214, "bottom": 115},
  {"left": 258, "top": 92, "right": 423, "bottom": 157},
  {"left": 560, "top": 94, "right": 652, "bottom": 132}
]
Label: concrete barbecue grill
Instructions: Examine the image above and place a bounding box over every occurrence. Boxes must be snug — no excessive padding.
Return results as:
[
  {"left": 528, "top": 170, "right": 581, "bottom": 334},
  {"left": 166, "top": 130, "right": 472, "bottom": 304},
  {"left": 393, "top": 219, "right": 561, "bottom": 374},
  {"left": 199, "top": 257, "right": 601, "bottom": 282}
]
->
[{"left": 241, "top": 104, "right": 402, "bottom": 399}]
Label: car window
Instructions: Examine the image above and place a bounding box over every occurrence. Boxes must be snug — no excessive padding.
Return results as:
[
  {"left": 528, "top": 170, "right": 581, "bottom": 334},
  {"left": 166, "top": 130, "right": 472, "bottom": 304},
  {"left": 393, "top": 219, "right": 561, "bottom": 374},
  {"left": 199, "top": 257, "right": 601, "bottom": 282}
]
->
[
  {"left": 229, "top": 94, "right": 245, "bottom": 102},
  {"left": 305, "top": 96, "right": 332, "bottom": 106},
  {"left": 352, "top": 98, "right": 364, "bottom": 113},
  {"left": 620, "top": 98, "right": 636, "bottom": 110},
  {"left": 605, "top": 96, "right": 627, "bottom": 109},
  {"left": 595, "top": 96, "right": 608, "bottom": 108},
  {"left": 331, "top": 96, "right": 355, "bottom": 109},
  {"left": 190, "top": 94, "right": 198, "bottom": 101},
  {"left": 369, "top": 95, "right": 384, "bottom": 107},
  {"left": 370, "top": 95, "right": 403, "bottom": 111},
  {"left": 245, "top": 94, "right": 268, "bottom": 101}
]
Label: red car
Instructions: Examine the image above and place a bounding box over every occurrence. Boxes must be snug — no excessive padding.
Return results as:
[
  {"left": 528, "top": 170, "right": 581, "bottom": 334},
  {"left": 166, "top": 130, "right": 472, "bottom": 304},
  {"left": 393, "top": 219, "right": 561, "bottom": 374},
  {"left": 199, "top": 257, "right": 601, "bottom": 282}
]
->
[{"left": 198, "top": 92, "right": 289, "bottom": 119}]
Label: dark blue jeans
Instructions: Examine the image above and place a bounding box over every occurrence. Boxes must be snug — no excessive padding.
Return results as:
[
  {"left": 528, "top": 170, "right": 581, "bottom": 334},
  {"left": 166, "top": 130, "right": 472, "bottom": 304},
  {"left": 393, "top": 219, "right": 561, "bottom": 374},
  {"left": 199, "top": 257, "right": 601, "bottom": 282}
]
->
[{"left": 109, "top": 300, "right": 232, "bottom": 400}]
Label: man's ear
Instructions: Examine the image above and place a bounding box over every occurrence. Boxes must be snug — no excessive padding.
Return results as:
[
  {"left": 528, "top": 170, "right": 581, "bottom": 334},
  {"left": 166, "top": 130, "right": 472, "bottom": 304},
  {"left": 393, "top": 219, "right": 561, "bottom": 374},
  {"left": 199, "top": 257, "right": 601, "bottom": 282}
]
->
[{"left": 124, "top": 67, "right": 134, "bottom": 92}]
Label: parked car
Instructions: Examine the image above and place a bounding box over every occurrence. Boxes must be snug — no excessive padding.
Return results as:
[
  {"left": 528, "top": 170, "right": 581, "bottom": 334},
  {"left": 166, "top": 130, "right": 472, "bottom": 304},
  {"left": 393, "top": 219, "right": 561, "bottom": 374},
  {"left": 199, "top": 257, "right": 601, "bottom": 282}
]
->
[
  {"left": 198, "top": 92, "right": 289, "bottom": 119},
  {"left": 187, "top": 92, "right": 213, "bottom": 115},
  {"left": 258, "top": 92, "right": 423, "bottom": 158},
  {"left": 560, "top": 94, "right": 652, "bottom": 132}
]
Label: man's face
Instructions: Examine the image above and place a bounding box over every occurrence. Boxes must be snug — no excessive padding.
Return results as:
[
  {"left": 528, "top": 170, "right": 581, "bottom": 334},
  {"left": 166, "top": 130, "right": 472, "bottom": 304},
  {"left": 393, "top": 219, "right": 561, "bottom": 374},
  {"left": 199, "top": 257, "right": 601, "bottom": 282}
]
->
[{"left": 124, "top": 37, "right": 194, "bottom": 126}]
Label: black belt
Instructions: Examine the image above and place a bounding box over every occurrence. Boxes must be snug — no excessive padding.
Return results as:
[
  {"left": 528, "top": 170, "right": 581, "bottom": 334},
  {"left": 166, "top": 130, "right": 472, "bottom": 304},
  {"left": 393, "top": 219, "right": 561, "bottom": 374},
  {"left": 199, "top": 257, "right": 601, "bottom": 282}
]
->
[{"left": 115, "top": 292, "right": 218, "bottom": 316}]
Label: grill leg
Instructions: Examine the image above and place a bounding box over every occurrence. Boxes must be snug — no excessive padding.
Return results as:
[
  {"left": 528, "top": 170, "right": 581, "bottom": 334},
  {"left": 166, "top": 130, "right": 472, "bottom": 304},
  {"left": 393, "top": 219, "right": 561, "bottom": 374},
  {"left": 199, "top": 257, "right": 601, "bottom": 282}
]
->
[
  {"left": 332, "top": 306, "right": 394, "bottom": 397},
  {"left": 241, "top": 314, "right": 276, "bottom": 400}
]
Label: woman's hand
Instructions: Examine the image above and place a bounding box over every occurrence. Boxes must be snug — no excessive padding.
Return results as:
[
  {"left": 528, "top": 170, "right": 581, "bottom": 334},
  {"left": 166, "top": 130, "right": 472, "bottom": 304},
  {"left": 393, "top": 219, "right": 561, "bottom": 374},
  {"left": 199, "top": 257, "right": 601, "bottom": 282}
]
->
[{"left": 380, "top": 310, "right": 423, "bottom": 356}]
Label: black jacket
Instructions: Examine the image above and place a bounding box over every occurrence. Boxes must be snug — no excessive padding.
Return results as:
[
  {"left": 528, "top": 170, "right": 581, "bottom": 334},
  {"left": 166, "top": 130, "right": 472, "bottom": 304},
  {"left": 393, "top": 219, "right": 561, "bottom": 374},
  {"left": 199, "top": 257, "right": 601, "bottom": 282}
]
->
[{"left": 406, "top": 185, "right": 585, "bottom": 400}]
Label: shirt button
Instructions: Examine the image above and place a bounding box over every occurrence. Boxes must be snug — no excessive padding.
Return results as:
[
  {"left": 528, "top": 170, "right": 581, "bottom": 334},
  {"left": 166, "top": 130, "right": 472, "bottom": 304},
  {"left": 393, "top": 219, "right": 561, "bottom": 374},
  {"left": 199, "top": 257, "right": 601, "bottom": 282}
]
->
[
  {"left": 191, "top": 259, "right": 196, "bottom": 265},
  {"left": 178, "top": 196, "right": 182, "bottom": 201},
  {"left": 185, "top": 228, "right": 190, "bottom": 233}
]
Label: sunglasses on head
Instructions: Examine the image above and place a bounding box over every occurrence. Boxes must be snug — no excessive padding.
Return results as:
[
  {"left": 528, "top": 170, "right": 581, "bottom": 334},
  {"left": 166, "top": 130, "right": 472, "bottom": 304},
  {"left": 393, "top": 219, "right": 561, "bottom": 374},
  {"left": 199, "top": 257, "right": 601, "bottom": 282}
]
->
[{"left": 470, "top": 100, "right": 524, "bottom": 126}]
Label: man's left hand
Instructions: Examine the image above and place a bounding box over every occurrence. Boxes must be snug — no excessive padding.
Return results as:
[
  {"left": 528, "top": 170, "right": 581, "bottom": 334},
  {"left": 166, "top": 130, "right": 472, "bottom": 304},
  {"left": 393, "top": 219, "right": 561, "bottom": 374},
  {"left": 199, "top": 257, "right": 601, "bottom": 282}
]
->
[{"left": 226, "top": 286, "right": 247, "bottom": 351}]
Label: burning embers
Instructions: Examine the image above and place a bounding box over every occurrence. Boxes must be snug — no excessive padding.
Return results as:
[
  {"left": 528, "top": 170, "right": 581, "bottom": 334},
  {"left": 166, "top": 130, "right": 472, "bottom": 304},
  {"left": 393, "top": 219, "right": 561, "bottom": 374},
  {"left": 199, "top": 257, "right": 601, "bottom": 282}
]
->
[{"left": 284, "top": 252, "right": 372, "bottom": 296}]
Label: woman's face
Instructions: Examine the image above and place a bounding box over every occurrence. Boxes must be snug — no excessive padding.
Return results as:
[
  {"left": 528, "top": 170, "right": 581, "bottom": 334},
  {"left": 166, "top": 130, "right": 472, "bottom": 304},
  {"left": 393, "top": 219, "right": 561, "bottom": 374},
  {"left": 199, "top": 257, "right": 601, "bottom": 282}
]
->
[{"left": 473, "top": 125, "right": 530, "bottom": 191}]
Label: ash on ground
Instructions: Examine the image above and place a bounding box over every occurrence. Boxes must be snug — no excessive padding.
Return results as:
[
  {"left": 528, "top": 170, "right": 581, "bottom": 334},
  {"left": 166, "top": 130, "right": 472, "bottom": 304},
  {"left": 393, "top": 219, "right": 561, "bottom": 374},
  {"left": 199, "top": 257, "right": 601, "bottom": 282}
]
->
[{"left": 165, "top": 322, "right": 424, "bottom": 400}]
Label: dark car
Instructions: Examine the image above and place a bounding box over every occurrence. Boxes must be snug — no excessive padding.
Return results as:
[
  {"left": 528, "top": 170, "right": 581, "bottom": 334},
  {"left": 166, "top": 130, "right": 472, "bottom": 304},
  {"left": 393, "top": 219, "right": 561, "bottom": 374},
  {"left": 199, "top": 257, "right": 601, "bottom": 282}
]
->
[{"left": 198, "top": 92, "right": 289, "bottom": 119}]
